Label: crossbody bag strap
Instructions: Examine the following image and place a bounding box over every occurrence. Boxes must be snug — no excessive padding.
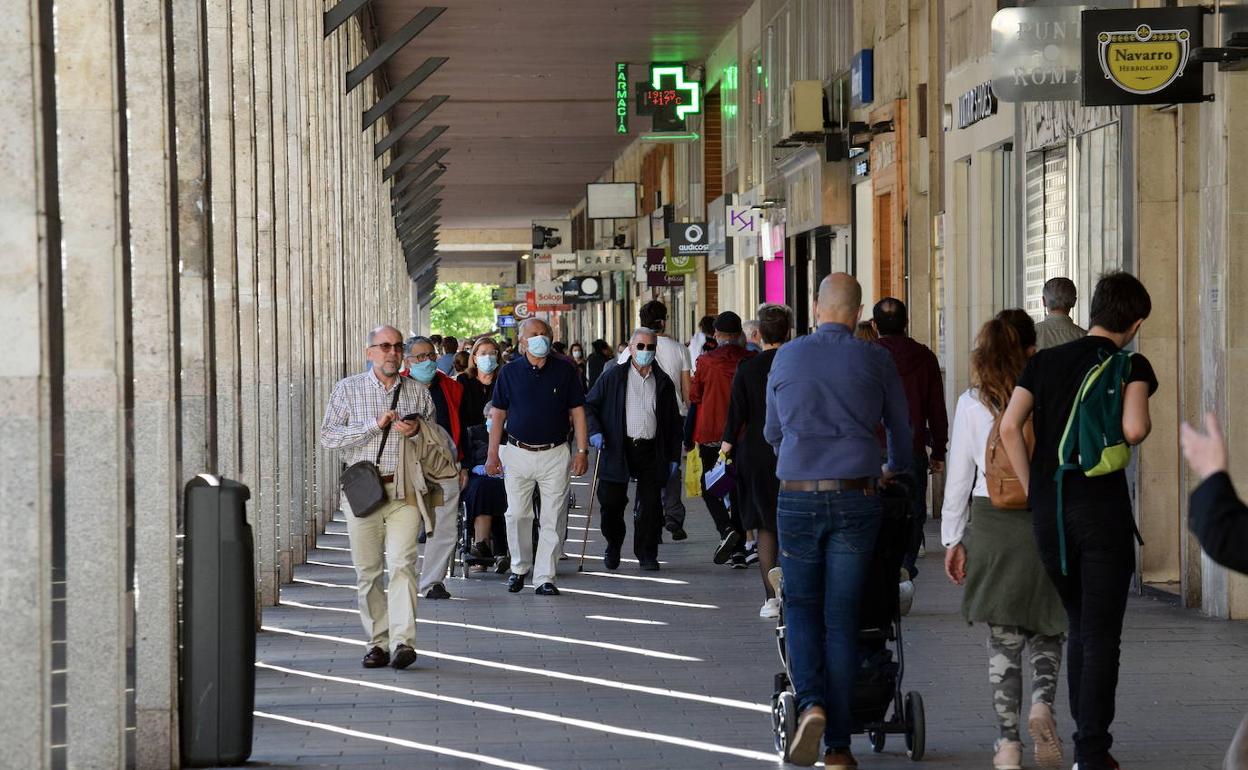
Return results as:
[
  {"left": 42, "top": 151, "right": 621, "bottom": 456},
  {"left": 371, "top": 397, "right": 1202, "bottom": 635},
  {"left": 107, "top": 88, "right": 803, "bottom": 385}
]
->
[{"left": 375, "top": 379, "right": 403, "bottom": 466}]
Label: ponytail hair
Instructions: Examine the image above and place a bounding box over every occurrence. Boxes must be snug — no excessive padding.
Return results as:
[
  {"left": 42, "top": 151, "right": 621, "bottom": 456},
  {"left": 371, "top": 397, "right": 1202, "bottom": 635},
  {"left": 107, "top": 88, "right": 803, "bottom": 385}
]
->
[{"left": 971, "top": 318, "right": 1027, "bottom": 414}]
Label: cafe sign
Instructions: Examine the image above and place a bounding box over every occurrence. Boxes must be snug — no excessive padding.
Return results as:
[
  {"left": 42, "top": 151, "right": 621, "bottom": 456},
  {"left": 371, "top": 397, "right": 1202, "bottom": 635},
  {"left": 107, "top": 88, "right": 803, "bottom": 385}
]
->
[{"left": 1081, "top": 8, "right": 1203, "bottom": 106}]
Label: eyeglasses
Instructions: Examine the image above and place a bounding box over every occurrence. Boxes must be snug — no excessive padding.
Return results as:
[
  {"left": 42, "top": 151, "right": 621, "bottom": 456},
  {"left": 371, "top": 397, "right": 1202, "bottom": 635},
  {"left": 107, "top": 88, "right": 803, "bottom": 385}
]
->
[
  {"left": 406, "top": 352, "right": 434, "bottom": 362},
  {"left": 634, "top": 342, "right": 657, "bottom": 351},
  {"left": 369, "top": 342, "right": 405, "bottom": 354}
]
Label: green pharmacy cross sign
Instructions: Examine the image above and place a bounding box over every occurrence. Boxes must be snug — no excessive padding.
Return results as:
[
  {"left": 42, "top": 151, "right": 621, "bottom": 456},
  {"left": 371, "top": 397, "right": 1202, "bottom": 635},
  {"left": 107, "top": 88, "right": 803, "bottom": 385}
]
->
[{"left": 635, "top": 64, "right": 701, "bottom": 132}]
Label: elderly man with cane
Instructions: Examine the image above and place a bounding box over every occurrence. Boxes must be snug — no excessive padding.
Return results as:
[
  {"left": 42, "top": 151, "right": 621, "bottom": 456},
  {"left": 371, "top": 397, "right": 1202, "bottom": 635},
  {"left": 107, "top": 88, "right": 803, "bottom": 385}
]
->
[
  {"left": 485, "top": 318, "right": 590, "bottom": 596},
  {"left": 585, "top": 327, "right": 682, "bottom": 571}
]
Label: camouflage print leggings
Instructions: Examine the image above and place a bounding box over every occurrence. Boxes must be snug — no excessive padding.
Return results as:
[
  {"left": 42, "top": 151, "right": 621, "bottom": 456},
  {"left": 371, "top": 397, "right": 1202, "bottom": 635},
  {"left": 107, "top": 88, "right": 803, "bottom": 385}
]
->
[{"left": 988, "top": 624, "right": 1065, "bottom": 742}]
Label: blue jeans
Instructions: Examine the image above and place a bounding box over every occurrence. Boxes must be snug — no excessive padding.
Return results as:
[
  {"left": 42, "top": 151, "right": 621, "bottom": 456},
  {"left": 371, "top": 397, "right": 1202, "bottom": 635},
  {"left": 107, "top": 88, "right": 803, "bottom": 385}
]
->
[{"left": 777, "top": 489, "right": 883, "bottom": 750}]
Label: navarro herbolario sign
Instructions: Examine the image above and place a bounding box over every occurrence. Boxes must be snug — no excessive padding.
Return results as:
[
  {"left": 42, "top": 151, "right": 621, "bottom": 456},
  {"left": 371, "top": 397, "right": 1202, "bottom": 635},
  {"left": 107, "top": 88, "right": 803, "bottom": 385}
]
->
[{"left": 1081, "top": 7, "right": 1203, "bottom": 106}]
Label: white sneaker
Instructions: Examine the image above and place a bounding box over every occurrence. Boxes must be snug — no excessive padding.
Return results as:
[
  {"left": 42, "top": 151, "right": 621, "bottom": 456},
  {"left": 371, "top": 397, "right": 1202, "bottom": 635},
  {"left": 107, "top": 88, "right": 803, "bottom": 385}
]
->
[
  {"left": 759, "top": 598, "right": 781, "bottom": 619},
  {"left": 898, "top": 580, "right": 915, "bottom": 616},
  {"left": 917, "top": 541, "right": 927, "bottom": 558}
]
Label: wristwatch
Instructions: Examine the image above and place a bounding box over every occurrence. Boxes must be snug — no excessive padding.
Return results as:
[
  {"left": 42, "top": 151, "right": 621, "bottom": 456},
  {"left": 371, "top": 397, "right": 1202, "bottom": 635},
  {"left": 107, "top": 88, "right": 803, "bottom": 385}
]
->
[{"left": 576, "top": 447, "right": 589, "bottom": 454}]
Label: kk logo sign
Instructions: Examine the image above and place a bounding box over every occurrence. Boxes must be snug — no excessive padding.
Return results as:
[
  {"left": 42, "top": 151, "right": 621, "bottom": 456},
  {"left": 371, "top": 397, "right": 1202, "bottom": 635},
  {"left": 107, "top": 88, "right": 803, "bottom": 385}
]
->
[{"left": 1082, "top": 8, "right": 1202, "bottom": 106}]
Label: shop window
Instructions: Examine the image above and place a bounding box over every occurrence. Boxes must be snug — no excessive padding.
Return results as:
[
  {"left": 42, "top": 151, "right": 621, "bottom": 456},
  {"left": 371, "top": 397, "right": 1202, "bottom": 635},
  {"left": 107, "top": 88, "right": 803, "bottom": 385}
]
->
[
  {"left": 1022, "top": 124, "right": 1121, "bottom": 325},
  {"left": 991, "top": 145, "right": 1017, "bottom": 310}
]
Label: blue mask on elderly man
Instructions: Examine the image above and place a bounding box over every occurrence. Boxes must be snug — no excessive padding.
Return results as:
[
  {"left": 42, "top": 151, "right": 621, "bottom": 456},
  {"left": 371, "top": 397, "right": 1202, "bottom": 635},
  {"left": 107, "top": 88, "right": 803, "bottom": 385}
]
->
[
  {"left": 634, "top": 349, "right": 655, "bottom": 366},
  {"left": 409, "top": 360, "right": 438, "bottom": 383},
  {"left": 526, "top": 335, "right": 551, "bottom": 358}
]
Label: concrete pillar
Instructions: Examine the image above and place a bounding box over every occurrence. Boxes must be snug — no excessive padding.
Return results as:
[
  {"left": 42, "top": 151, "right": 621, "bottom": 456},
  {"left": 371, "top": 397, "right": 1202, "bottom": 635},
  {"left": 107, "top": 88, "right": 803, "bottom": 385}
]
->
[
  {"left": 173, "top": 0, "right": 218, "bottom": 478},
  {"left": 54, "top": 0, "right": 131, "bottom": 764},
  {"left": 0, "top": 1, "right": 55, "bottom": 764},
  {"left": 206, "top": 0, "right": 241, "bottom": 480},
  {"left": 250, "top": 0, "right": 280, "bottom": 607},
  {"left": 121, "top": 0, "right": 182, "bottom": 764}
]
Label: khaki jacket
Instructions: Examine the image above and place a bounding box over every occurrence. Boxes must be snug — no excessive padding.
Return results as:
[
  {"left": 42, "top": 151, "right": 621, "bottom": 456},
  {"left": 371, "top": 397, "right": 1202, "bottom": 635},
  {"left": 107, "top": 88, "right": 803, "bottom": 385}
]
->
[{"left": 394, "top": 417, "right": 459, "bottom": 533}]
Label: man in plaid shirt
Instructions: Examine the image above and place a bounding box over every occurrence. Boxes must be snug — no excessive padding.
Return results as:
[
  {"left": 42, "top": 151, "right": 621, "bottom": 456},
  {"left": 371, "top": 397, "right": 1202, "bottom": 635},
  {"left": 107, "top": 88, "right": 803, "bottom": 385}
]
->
[{"left": 320, "top": 325, "right": 433, "bottom": 670}]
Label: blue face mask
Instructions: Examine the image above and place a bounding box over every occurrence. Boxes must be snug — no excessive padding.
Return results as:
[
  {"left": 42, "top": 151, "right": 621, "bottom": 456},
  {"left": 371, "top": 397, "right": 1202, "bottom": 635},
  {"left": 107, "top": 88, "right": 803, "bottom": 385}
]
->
[
  {"left": 475, "top": 354, "right": 498, "bottom": 373},
  {"left": 410, "top": 360, "right": 438, "bottom": 383},
  {"left": 634, "top": 350, "right": 656, "bottom": 366},
  {"left": 526, "top": 335, "right": 551, "bottom": 358},
  {"left": 485, "top": 418, "right": 493, "bottom": 432}
]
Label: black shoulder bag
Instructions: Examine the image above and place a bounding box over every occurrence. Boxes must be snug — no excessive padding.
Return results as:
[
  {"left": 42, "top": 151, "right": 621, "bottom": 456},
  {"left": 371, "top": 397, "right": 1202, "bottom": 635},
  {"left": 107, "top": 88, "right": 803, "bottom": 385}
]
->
[{"left": 341, "top": 380, "right": 402, "bottom": 518}]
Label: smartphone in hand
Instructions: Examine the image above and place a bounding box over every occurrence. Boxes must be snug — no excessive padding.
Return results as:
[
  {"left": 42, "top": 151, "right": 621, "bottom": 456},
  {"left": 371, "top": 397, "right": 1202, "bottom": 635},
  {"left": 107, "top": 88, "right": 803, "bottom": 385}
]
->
[{"left": 401, "top": 413, "right": 422, "bottom": 422}]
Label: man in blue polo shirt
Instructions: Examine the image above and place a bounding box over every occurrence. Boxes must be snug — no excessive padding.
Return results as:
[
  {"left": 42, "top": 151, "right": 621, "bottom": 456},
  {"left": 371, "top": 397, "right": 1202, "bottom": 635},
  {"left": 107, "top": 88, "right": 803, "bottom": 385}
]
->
[
  {"left": 765, "top": 273, "right": 912, "bottom": 769},
  {"left": 486, "top": 318, "right": 589, "bottom": 596}
]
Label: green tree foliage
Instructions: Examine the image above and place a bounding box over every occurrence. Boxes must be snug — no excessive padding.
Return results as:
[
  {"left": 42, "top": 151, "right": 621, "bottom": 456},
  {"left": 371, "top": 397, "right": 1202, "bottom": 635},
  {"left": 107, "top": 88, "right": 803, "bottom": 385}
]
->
[{"left": 429, "top": 282, "right": 496, "bottom": 339}]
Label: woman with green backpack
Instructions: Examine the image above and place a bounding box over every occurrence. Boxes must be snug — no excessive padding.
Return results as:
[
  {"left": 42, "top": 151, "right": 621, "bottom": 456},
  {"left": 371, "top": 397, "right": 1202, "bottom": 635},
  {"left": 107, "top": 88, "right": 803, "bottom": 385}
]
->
[{"left": 942, "top": 314, "right": 1067, "bottom": 770}]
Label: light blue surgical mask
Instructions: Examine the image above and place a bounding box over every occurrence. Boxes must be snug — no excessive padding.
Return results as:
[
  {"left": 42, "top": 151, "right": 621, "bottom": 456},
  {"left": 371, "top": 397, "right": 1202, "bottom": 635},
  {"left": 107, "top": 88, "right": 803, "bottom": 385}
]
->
[
  {"left": 526, "top": 335, "right": 551, "bottom": 358},
  {"left": 475, "top": 354, "right": 498, "bottom": 373},
  {"left": 485, "top": 418, "right": 493, "bottom": 432},
  {"left": 410, "top": 360, "right": 438, "bottom": 383},
  {"left": 634, "top": 350, "right": 655, "bottom": 366}
]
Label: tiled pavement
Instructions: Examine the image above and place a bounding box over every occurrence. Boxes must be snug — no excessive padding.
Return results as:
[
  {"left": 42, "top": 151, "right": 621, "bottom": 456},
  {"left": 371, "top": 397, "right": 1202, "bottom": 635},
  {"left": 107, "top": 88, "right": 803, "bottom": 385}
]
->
[{"left": 242, "top": 489, "right": 1248, "bottom": 770}]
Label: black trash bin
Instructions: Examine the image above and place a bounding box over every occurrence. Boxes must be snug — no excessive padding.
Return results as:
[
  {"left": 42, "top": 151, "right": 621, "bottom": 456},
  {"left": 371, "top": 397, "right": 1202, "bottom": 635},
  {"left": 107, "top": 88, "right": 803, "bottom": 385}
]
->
[{"left": 179, "top": 474, "right": 255, "bottom": 767}]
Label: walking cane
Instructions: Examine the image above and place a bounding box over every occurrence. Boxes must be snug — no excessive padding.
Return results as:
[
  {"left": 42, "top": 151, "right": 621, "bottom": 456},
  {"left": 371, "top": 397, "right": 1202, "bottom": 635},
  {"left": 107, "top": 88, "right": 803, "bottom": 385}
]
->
[{"left": 577, "top": 449, "right": 603, "bottom": 572}]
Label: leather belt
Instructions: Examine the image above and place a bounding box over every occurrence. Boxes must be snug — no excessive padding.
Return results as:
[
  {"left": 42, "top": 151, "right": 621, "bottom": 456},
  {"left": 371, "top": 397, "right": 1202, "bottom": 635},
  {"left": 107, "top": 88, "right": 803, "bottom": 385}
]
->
[
  {"left": 626, "top": 436, "right": 655, "bottom": 445},
  {"left": 780, "top": 477, "right": 874, "bottom": 495},
  {"left": 507, "top": 436, "right": 565, "bottom": 452},
  {"left": 380, "top": 474, "right": 395, "bottom": 483}
]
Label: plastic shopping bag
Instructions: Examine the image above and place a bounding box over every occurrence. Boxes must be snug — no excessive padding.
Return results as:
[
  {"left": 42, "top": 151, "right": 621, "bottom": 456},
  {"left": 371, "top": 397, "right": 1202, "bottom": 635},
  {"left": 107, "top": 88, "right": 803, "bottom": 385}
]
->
[
  {"left": 703, "top": 452, "right": 736, "bottom": 498},
  {"left": 683, "top": 448, "right": 703, "bottom": 498}
]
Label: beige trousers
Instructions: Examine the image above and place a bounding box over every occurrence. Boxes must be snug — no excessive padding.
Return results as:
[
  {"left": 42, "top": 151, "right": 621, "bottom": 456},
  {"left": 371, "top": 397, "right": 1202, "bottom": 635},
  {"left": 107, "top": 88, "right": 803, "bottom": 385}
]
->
[
  {"left": 501, "top": 443, "right": 570, "bottom": 585},
  {"left": 343, "top": 482, "right": 419, "bottom": 651}
]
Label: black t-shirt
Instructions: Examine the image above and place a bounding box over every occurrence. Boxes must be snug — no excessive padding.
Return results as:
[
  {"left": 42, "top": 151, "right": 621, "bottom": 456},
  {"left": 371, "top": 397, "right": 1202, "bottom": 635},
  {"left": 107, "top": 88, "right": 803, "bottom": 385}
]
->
[{"left": 1016, "top": 335, "right": 1158, "bottom": 516}]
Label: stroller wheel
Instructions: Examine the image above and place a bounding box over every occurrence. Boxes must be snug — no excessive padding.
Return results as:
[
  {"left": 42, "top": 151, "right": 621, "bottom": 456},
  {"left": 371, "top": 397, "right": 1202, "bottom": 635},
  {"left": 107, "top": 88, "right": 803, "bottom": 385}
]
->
[
  {"left": 904, "top": 691, "right": 925, "bottom": 761},
  {"left": 772, "top": 690, "right": 797, "bottom": 759},
  {"left": 868, "top": 728, "right": 886, "bottom": 753}
]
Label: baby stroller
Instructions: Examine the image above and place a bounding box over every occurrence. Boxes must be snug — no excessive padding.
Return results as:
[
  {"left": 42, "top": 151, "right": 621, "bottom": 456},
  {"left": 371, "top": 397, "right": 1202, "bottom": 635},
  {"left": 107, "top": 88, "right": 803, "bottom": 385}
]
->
[{"left": 769, "top": 475, "right": 926, "bottom": 762}]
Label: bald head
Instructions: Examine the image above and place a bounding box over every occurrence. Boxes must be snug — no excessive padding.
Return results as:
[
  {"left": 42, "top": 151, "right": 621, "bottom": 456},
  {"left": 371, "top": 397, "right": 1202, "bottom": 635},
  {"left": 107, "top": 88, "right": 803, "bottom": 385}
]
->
[
  {"left": 815, "top": 273, "right": 864, "bottom": 326},
  {"left": 519, "top": 317, "right": 552, "bottom": 340}
]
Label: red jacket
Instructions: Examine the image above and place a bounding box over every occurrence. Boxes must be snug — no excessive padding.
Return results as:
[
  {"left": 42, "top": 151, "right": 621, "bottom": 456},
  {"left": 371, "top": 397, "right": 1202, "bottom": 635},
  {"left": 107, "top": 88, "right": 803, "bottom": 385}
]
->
[
  {"left": 689, "top": 344, "right": 755, "bottom": 445},
  {"left": 435, "top": 371, "right": 465, "bottom": 461}
]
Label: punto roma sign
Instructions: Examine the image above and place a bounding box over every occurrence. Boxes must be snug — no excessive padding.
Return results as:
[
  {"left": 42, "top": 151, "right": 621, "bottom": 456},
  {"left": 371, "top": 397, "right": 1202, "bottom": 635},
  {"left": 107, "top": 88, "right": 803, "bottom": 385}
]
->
[{"left": 1081, "top": 8, "right": 1203, "bottom": 106}]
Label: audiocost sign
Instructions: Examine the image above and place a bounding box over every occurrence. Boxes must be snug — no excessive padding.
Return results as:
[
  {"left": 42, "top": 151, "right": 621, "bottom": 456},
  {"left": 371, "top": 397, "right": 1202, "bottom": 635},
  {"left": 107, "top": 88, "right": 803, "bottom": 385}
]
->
[
  {"left": 670, "top": 222, "right": 708, "bottom": 257},
  {"left": 1081, "top": 8, "right": 1203, "bottom": 106}
]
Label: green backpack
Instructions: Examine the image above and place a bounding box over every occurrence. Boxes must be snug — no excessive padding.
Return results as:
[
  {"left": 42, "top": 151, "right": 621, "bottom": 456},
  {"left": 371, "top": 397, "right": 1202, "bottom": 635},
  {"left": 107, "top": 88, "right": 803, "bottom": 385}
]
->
[{"left": 1053, "top": 348, "right": 1141, "bottom": 574}]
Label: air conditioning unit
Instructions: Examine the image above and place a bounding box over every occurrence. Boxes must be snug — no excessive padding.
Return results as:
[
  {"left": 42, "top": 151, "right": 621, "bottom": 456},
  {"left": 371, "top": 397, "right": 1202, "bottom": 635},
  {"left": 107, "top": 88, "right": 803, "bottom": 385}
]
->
[{"left": 778, "top": 80, "right": 826, "bottom": 147}]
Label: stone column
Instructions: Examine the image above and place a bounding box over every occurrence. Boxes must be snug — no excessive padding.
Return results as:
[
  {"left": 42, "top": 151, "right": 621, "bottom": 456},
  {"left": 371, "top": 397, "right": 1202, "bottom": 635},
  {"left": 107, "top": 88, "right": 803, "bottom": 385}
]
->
[
  {"left": 206, "top": 0, "right": 241, "bottom": 480},
  {"left": 250, "top": 0, "right": 280, "bottom": 607},
  {"left": 173, "top": 0, "right": 218, "bottom": 480},
  {"left": 55, "top": 0, "right": 131, "bottom": 764},
  {"left": 0, "top": 1, "right": 55, "bottom": 764},
  {"left": 122, "top": 0, "right": 182, "bottom": 764}
]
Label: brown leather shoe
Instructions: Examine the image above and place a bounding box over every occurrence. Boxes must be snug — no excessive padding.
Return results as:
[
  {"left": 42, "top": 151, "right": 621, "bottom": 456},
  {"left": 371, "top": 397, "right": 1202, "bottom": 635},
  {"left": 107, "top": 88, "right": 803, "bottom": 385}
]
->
[
  {"left": 391, "top": 644, "right": 417, "bottom": 670},
  {"left": 789, "top": 705, "right": 826, "bottom": 766},
  {"left": 824, "top": 748, "right": 858, "bottom": 769},
  {"left": 361, "top": 646, "right": 390, "bottom": 668}
]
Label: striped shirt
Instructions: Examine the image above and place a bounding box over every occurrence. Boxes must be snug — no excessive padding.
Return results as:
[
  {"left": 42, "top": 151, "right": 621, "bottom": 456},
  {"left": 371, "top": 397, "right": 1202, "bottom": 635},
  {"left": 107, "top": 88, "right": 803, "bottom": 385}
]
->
[
  {"left": 320, "top": 369, "right": 434, "bottom": 475},
  {"left": 625, "top": 363, "right": 657, "bottom": 439}
]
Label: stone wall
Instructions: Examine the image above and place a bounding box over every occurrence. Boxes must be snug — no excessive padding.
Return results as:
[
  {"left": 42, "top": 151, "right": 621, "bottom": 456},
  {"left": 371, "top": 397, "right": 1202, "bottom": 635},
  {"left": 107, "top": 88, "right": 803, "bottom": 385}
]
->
[{"left": 0, "top": 0, "right": 414, "bottom": 765}]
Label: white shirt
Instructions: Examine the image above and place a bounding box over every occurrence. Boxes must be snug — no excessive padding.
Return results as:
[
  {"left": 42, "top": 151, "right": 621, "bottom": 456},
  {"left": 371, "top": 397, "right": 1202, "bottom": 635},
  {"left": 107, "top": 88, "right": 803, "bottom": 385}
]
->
[
  {"left": 616, "top": 335, "right": 691, "bottom": 414},
  {"left": 625, "top": 363, "right": 658, "bottom": 439},
  {"left": 688, "top": 331, "right": 707, "bottom": 373},
  {"left": 940, "top": 388, "right": 993, "bottom": 548}
]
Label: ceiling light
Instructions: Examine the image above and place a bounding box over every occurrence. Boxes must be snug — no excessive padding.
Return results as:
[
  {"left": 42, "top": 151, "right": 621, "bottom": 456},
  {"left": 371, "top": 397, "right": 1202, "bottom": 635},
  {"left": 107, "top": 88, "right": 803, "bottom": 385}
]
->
[{"left": 521, "top": 253, "right": 530, "bottom": 260}]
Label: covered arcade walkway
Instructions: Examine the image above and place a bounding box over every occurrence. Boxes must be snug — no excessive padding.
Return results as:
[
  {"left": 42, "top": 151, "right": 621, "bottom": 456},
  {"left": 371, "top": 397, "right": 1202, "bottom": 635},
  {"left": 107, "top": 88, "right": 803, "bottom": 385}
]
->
[{"left": 246, "top": 503, "right": 1248, "bottom": 770}]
